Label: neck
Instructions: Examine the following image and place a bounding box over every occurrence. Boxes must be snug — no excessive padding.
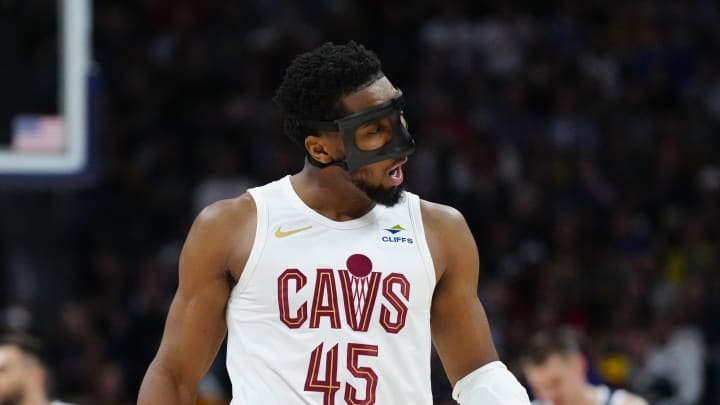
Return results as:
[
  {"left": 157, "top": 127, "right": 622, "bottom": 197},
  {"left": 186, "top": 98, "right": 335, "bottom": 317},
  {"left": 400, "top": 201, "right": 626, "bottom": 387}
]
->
[
  {"left": 291, "top": 162, "right": 376, "bottom": 221},
  {"left": 571, "top": 384, "right": 597, "bottom": 405}
]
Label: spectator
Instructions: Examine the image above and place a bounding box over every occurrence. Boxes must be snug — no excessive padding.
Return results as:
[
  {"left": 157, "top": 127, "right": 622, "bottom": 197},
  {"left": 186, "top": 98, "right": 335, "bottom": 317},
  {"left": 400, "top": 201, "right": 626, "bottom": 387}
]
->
[
  {"left": 0, "top": 333, "right": 74, "bottom": 405},
  {"left": 521, "top": 328, "right": 647, "bottom": 405}
]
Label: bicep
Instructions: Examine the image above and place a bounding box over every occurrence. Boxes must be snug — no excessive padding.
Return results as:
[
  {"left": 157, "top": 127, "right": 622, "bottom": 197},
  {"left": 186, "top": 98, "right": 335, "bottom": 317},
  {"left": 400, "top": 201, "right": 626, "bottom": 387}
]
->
[
  {"left": 151, "top": 207, "right": 234, "bottom": 388},
  {"left": 154, "top": 276, "right": 229, "bottom": 386},
  {"left": 429, "top": 207, "right": 498, "bottom": 385}
]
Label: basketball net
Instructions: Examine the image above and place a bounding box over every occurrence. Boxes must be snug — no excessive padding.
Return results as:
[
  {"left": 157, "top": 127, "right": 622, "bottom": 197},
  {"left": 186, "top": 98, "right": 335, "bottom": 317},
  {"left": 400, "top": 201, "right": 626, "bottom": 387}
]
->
[{"left": 350, "top": 275, "right": 370, "bottom": 325}]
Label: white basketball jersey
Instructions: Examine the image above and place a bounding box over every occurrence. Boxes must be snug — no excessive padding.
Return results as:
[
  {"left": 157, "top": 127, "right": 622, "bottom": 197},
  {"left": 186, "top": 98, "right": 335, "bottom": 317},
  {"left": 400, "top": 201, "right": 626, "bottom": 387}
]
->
[
  {"left": 594, "top": 385, "right": 628, "bottom": 405},
  {"left": 226, "top": 175, "right": 436, "bottom": 404}
]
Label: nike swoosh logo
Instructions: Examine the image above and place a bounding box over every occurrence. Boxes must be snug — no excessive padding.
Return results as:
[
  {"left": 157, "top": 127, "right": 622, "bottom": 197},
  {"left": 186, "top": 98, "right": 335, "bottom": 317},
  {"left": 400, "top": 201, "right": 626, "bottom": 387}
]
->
[{"left": 275, "top": 225, "right": 313, "bottom": 238}]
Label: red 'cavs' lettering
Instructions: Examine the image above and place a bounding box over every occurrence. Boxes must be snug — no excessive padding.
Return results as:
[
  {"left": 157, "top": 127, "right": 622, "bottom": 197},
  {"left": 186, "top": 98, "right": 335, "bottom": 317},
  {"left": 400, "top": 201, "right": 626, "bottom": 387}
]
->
[
  {"left": 277, "top": 254, "right": 411, "bottom": 334},
  {"left": 310, "top": 269, "right": 341, "bottom": 329},
  {"left": 277, "top": 268, "right": 410, "bottom": 333},
  {"left": 380, "top": 273, "right": 409, "bottom": 333},
  {"left": 278, "top": 269, "right": 307, "bottom": 328}
]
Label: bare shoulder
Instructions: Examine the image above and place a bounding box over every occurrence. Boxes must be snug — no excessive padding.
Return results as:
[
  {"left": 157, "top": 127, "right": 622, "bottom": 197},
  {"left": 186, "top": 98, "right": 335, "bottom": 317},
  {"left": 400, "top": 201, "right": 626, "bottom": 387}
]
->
[
  {"left": 419, "top": 199, "right": 473, "bottom": 249},
  {"left": 195, "top": 192, "right": 256, "bottom": 230},
  {"left": 620, "top": 393, "right": 649, "bottom": 405},
  {"left": 183, "top": 193, "right": 257, "bottom": 281},
  {"left": 419, "top": 199, "right": 467, "bottom": 233},
  {"left": 418, "top": 199, "right": 475, "bottom": 281}
]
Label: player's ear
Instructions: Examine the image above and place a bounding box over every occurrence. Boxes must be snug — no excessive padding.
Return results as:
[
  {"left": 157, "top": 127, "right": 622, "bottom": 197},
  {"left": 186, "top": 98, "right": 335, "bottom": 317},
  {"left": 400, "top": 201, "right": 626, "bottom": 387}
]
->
[
  {"left": 305, "top": 133, "right": 339, "bottom": 164},
  {"left": 32, "top": 363, "right": 47, "bottom": 386},
  {"left": 574, "top": 353, "right": 587, "bottom": 374}
]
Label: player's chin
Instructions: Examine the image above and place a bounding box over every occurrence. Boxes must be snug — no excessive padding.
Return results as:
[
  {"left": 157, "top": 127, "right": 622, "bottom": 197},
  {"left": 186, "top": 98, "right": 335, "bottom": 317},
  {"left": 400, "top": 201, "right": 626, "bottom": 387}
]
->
[{"left": 355, "top": 180, "right": 404, "bottom": 207}]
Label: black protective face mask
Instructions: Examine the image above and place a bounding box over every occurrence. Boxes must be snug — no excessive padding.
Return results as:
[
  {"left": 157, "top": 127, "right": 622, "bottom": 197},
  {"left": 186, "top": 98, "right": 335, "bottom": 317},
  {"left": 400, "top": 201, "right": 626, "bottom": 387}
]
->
[{"left": 300, "top": 90, "right": 416, "bottom": 172}]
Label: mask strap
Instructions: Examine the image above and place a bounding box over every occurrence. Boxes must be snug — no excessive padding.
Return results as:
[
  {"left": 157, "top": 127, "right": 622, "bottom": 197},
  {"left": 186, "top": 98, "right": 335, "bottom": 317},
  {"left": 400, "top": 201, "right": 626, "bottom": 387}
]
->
[
  {"left": 305, "top": 153, "right": 349, "bottom": 171},
  {"left": 299, "top": 120, "right": 349, "bottom": 170}
]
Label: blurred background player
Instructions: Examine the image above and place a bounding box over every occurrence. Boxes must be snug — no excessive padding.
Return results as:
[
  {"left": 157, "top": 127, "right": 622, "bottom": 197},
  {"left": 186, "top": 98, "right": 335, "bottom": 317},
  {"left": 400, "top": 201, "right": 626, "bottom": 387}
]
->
[
  {"left": 0, "top": 333, "right": 73, "bottom": 405},
  {"left": 521, "top": 328, "right": 647, "bottom": 405}
]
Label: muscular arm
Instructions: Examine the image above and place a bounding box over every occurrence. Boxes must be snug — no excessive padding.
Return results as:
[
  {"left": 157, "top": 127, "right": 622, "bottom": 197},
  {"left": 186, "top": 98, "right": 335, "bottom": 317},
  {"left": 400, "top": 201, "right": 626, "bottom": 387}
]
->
[
  {"left": 138, "top": 195, "right": 256, "bottom": 404},
  {"left": 423, "top": 201, "right": 499, "bottom": 385}
]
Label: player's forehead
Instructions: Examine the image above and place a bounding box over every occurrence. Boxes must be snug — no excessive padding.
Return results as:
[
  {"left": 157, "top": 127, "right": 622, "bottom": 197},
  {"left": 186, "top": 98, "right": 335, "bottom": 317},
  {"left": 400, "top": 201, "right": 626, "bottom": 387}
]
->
[
  {"left": 525, "top": 354, "right": 570, "bottom": 378},
  {"left": 340, "top": 76, "right": 397, "bottom": 115},
  {"left": 0, "top": 345, "right": 24, "bottom": 366}
]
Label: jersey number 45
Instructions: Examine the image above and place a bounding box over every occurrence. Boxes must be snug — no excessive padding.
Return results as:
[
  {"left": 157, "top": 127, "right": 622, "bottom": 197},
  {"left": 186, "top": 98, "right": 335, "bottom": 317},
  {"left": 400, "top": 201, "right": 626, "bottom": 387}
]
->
[{"left": 305, "top": 342, "right": 378, "bottom": 405}]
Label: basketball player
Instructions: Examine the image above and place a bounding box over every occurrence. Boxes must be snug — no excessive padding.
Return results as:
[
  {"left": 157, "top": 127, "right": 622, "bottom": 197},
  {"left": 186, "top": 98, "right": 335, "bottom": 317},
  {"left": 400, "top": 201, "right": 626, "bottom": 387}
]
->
[
  {"left": 521, "top": 328, "right": 647, "bottom": 405},
  {"left": 0, "top": 333, "right": 74, "bottom": 405},
  {"left": 138, "top": 41, "right": 530, "bottom": 404}
]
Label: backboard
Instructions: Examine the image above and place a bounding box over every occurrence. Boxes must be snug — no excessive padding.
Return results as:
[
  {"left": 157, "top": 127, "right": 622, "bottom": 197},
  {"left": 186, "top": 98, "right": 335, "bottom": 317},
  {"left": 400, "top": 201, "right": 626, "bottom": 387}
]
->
[{"left": 0, "top": 0, "right": 99, "bottom": 188}]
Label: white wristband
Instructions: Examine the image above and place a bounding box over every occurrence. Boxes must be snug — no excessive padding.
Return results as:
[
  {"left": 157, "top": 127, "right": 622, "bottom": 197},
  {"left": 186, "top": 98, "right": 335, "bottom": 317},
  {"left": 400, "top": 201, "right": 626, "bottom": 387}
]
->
[{"left": 452, "top": 361, "right": 531, "bottom": 405}]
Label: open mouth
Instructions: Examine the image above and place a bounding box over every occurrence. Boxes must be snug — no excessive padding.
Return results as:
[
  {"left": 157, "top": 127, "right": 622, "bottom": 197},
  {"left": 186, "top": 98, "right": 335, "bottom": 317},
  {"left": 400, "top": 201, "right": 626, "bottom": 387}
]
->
[
  {"left": 387, "top": 158, "right": 407, "bottom": 185},
  {"left": 390, "top": 167, "right": 402, "bottom": 179}
]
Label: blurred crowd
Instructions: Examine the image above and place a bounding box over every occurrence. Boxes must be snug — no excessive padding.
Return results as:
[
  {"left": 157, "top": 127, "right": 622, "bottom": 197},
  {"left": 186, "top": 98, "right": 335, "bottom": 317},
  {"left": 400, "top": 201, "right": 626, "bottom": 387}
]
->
[{"left": 2, "top": 0, "right": 720, "bottom": 404}]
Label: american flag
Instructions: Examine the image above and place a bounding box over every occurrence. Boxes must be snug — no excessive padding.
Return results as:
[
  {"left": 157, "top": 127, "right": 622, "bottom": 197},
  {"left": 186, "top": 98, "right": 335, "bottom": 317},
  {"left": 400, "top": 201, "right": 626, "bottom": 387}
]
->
[{"left": 11, "top": 115, "right": 65, "bottom": 152}]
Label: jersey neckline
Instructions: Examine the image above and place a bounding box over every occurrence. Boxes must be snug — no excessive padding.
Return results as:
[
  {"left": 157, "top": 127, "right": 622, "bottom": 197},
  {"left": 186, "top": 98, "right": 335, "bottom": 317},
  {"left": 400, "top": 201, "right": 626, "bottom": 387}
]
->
[{"left": 280, "top": 175, "right": 386, "bottom": 229}]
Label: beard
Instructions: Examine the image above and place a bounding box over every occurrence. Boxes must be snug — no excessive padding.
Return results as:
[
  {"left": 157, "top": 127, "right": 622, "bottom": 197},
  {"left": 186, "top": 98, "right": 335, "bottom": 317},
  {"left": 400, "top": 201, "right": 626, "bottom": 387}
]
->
[{"left": 352, "top": 178, "right": 404, "bottom": 207}]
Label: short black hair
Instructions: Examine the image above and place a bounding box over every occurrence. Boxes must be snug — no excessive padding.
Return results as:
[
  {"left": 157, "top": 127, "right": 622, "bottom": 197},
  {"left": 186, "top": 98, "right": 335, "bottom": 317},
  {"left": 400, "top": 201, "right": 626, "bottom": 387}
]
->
[
  {"left": 0, "top": 332, "right": 46, "bottom": 364},
  {"left": 273, "top": 41, "right": 383, "bottom": 149},
  {"left": 521, "top": 328, "right": 582, "bottom": 366}
]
